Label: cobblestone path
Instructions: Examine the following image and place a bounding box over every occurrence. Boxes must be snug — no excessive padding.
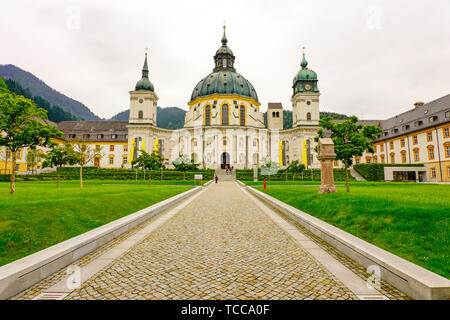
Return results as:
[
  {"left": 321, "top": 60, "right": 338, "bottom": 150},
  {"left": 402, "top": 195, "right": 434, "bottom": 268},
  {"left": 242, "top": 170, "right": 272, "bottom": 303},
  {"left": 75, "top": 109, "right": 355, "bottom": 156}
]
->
[{"left": 64, "top": 181, "right": 357, "bottom": 300}]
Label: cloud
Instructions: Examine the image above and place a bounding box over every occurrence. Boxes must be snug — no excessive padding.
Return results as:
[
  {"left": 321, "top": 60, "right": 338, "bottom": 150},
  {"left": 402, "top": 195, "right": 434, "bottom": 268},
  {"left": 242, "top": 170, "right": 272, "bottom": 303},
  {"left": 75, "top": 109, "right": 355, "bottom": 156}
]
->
[{"left": 0, "top": 0, "right": 449, "bottom": 120}]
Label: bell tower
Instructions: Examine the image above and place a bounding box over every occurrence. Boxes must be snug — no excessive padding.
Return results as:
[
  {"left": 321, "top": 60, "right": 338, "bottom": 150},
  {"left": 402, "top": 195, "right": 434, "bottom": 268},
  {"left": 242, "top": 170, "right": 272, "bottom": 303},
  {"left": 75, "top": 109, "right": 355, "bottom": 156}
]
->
[
  {"left": 291, "top": 48, "right": 320, "bottom": 127},
  {"left": 129, "top": 51, "right": 158, "bottom": 125}
]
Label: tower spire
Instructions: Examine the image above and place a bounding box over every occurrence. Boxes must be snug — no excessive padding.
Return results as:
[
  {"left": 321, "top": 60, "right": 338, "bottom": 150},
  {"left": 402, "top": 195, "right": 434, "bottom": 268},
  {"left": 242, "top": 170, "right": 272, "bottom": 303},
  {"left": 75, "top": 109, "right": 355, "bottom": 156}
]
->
[
  {"left": 300, "top": 46, "right": 308, "bottom": 69},
  {"left": 221, "top": 21, "right": 228, "bottom": 45},
  {"left": 142, "top": 49, "right": 149, "bottom": 78}
]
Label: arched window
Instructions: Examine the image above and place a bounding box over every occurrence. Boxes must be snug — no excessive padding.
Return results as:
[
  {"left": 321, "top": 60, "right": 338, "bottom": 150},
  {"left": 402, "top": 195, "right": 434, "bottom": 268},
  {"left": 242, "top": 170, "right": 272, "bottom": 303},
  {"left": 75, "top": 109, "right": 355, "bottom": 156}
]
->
[
  {"left": 272, "top": 112, "right": 276, "bottom": 117},
  {"left": 138, "top": 110, "right": 143, "bottom": 119},
  {"left": 205, "top": 105, "right": 211, "bottom": 126},
  {"left": 307, "top": 112, "right": 311, "bottom": 121},
  {"left": 240, "top": 106, "right": 246, "bottom": 126},
  {"left": 221, "top": 104, "right": 229, "bottom": 125}
]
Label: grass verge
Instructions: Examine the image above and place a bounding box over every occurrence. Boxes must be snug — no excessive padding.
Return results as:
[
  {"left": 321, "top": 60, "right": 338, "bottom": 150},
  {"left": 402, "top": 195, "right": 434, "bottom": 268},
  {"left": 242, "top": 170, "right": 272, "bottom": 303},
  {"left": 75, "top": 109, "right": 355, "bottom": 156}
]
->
[
  {"left": 0, "top": 180, "right": 193, "bottom": 265},
  {"left": 252, "top": 182, "right": 450, "bottom": 278}
]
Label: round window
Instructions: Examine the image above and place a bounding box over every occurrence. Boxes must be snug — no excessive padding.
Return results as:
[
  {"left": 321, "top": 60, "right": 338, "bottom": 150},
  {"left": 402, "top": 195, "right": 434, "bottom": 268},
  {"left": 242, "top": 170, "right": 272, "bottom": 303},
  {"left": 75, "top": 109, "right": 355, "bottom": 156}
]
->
[
  {"left": 307, "top": 101, "right": 311, "bottom": 105},
  {"left": 139, "top": 99, "right": 143, "bottom": 104}
]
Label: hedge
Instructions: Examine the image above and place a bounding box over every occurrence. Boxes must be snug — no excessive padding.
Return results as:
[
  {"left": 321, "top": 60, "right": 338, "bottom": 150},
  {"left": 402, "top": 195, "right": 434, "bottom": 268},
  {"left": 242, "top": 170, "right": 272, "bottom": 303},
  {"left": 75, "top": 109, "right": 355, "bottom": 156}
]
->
[
  {"left": 0, "top": 167, "right": 215, "bottom": 182},
  {"left": 236, "top": 168, "right": 354, "bottom": 181},
  {"left": 353, "top": 163, "right": 424, "bottom": 181}
]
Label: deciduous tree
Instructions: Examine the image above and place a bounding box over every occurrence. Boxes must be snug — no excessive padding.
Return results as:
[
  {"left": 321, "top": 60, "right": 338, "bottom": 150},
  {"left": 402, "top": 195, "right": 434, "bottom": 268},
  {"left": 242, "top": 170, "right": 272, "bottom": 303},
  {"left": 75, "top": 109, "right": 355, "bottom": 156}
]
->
[
  {"left": 73, "top": 142, "right": 103, "bottom": 188},
  {"left": 0, "top": 91, "right": 62, "bottom": 193},
  {"left": 26, "top": 148, "right": 42, "bottom": 174},
  {"left": 132, "top": 149, "right": 164, "bottom": 185},
  {"left": 287, "top": 160, "right": 305, "bottom": 181},
  {"left": 315, "top": 116, "right": 382, "bottom": 192},
  {"left": 42, "top": 142, "right": 78, "bottom": 187}
]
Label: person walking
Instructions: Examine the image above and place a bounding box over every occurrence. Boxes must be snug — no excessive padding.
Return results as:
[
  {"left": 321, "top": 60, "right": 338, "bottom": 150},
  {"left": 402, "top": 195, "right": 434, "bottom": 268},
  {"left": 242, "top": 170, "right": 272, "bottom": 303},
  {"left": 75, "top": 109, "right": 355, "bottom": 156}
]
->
[
  {"left": 263, "top": 178, "right": 266, "bottom": 190},
  {"left": 215, "top": 175, "right": 218, "bottom": 183}
]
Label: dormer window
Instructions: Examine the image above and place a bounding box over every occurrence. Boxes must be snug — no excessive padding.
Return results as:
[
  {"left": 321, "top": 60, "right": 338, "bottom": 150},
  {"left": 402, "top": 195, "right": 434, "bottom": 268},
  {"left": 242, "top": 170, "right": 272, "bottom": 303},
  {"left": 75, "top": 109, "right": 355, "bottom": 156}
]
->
[
  {"left": 415, "top": 120, "right": 423, "bottom": 127},
  {"left": 97, "top": 134, "right": 103, "bottom": 139},
  {"left": 429, "top": 116, "right": 438, "bottom": 123},
  {"left": 112, "top": 134, "right": 117, "bottom": 139}
]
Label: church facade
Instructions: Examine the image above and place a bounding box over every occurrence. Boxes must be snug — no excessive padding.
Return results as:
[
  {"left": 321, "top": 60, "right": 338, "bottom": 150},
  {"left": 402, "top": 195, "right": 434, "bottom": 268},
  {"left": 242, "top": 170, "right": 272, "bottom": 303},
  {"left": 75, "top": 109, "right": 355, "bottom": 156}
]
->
[
  {"left": 125, "top": 27, "right": 321, "bottom": 170},
  {"left": 2, "top": 27, "right": 447, "bottom": 180}
]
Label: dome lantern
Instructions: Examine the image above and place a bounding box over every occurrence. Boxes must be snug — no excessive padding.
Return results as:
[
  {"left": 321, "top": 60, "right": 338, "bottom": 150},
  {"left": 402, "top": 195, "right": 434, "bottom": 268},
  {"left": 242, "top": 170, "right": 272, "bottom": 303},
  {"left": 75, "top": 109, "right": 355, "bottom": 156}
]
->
[
  {"left": 213, "top": 24, "right": 236, "bottom": 72},
  {"left": 189, "top": 25, "right": 259, "bottom": 104}
]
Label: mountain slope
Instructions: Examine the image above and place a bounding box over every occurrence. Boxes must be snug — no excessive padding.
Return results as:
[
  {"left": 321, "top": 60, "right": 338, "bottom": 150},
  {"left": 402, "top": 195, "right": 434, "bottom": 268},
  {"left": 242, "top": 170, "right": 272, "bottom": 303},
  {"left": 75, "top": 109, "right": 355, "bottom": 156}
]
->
[
  {"left": 110, "top": 107, "right": 187, "bottom": 129},
  {"left": 4, "top": 77, "right": 78, "bottom": 122},
  {"left": 264, "top": 110, "right": 349, "bottom": 129},
  {"left": 112, "top": 108, "right": 348, "bottom": 130},
  {"left": 0, "top": 64, "right": 100, "bottom": 120}
]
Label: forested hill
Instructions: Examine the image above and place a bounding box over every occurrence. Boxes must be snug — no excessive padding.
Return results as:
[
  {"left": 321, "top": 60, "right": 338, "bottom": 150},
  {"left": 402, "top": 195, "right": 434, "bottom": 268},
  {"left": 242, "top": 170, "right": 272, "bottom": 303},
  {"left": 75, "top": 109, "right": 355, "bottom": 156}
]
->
[
  {"left": 112, "top": 108, "right": 349, "bottom": 130},
  {"left": 0, "top": 64, "right": 100, "bottom": 120},
  {"left": 4, "top": 77, "right": 78, "bottom": 122},
  {"left": 264, "top": 110, "right": 349, "bottom": 129},
  {"left": 110, "top": 107, "right": 186, "bottom": 129}
]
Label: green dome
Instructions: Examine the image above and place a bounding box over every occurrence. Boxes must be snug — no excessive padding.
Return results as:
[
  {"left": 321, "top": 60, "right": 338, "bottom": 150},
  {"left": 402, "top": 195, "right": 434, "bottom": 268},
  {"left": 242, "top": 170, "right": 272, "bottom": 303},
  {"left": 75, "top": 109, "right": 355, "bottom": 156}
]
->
[
  {"left": 190, "top": 70, "right": 259, "bottom": 102},
  {"left": 215, "top": 45, "right": 234, "bottom": 56},
  {"left": 292, "top": 68, "right": 318, "bottom": 84},
  {"left": 292, "top": 49, "right": 319, "bottom": 96},
  {"left": 135, "top": 78, "right": 154, "bottom": 91}
]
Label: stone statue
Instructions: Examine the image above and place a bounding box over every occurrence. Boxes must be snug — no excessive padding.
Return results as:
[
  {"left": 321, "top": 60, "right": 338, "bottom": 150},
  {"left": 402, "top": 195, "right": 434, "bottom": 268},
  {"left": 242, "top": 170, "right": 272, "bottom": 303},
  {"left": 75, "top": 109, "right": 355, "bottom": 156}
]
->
[{"left": 317, "top": 138, "right": 337, "bottom": 194}]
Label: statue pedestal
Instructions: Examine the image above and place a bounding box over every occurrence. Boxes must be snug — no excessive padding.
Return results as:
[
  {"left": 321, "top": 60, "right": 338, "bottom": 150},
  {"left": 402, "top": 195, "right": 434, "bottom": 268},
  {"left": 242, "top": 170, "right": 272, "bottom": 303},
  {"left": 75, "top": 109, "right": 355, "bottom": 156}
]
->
[{"left": 317, "top": 138, "right": 337, "bottom": 194}]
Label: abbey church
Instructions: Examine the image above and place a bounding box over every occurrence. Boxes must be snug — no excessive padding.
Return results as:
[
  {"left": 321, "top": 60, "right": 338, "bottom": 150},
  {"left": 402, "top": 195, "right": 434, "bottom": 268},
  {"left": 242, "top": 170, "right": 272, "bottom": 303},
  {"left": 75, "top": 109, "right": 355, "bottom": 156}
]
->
[
  {"left": 123, "top": 26, "right": 321, "bottom": 170},
  {"left": 2, "top": 27, "right": 449, "bottom": 181}
]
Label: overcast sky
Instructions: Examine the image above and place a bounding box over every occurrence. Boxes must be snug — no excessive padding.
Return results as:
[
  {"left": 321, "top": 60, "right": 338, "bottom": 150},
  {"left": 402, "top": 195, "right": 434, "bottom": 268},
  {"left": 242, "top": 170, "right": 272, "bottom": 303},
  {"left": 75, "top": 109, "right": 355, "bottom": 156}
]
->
[{"left": 1, "top": 0, "right": 449, "bottom": 120}]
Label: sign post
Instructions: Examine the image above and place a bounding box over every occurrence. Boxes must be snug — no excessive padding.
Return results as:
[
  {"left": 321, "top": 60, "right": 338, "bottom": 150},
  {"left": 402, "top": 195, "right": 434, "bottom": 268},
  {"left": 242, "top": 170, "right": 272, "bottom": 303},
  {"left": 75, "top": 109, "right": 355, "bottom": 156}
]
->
[{"left": 194, "top": 174, "right": 203, "bottom": 186}]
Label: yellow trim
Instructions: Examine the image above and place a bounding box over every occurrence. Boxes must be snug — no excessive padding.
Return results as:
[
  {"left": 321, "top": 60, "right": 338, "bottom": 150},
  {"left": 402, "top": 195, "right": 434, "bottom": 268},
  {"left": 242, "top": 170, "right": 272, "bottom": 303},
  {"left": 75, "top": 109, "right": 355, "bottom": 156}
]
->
[
  {"left": 279, "top": 141, "right": 283, "bottom": 166},
  {"left": 446, "top": 165, "right": 450, "bottom": 178},
  {"left": 413, "top": 149, "right": 420, "bottom": 162},
  {"left": 69, "top": 141, "right": 126, "bottom": 146},
  {"left": 188, "top": 94, "right": 261, "bottom": 109},
  {"left": 442, "top": 126, "right": 450, "bottom": 138},
  {"left": 445, "top": 144, "right": 450, "bottom": 158},
  {"left": 219, "top": 101, "right": 231, "bottom": 125},
  {"left": 427, "top": 145, "right": 435, "bottom": 160},
  {"left": 130, "top": 138, "right": 135, "bottom": 162},
  {"left": 429, "top": 167, "right": 437, "bottom": 178},
  {"left": 302, "top": 140, "right": 307, "bottom": 166}
]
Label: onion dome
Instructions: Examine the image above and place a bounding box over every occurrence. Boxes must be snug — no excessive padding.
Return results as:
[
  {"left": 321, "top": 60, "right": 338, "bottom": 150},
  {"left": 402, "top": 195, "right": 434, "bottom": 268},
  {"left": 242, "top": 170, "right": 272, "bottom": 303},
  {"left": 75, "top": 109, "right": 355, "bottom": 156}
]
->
[
  {"left": 292, "top": 47, "right": 319, "bottom": 97},
  {"left": 135, "top": 53, "right": 154, "bottom": 91},
  {"left": 190, "top": 25, "right": 259, "bottom": 103}
]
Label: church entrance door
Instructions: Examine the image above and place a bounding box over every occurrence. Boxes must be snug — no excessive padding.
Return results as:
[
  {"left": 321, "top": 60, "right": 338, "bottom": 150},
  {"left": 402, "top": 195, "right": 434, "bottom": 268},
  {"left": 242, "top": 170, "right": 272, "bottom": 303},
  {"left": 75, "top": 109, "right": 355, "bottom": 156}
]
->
[{"left": 221, "top": 152, "right": 230, "bottom": 169}]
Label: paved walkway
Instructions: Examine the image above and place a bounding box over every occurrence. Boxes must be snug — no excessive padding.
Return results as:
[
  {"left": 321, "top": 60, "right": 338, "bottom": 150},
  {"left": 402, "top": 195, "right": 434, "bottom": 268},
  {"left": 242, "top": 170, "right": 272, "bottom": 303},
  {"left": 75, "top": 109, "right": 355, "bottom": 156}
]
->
[{"left": 14, "top": 181, "right": 408, "bottom": 300}]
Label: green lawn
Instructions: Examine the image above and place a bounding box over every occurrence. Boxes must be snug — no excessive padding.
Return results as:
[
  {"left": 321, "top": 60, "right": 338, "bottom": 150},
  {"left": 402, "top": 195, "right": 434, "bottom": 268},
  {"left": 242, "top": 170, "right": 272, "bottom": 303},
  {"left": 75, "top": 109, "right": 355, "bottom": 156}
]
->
[
  {"left": 0, "top": 180, "right": 193, "bottom": 266},
  {"left": 250, "top": 182, "right": 450, "bottom": 279}
]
